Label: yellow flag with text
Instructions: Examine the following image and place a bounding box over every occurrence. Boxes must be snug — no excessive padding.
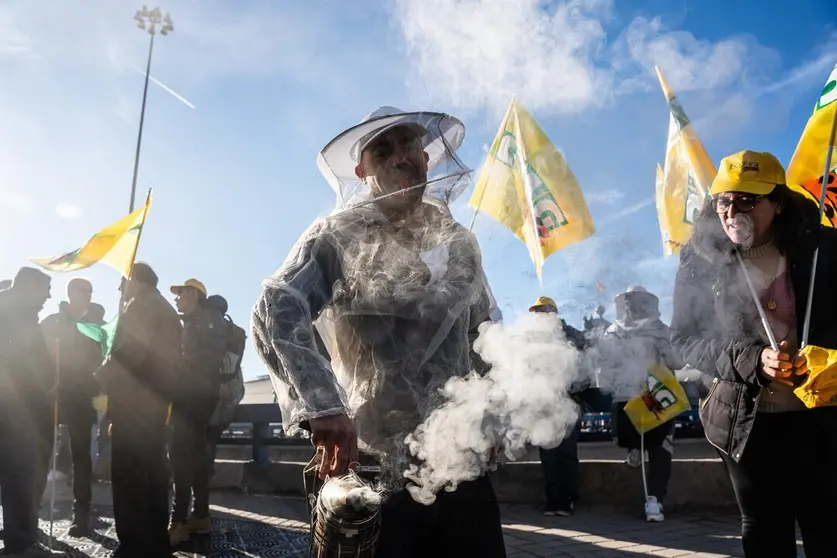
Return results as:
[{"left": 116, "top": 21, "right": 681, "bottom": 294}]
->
[
  {"left": 624, "top": 363, "right": 691, "bottom": 435},
  {"left": 468, "top": 98, "right": 595, "bottom": 279},
  {"left": 787, "top": 63, "right": 837, "bottom": 227},
  {"left": 32, "top": 194, "right": 152, "bottom": 278},
  {"left": 655, "top": 66, "right": 716, "bottom": 255}
]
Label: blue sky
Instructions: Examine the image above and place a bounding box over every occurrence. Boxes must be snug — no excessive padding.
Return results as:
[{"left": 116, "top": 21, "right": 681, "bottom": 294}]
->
[{"left": 2, "top": 0, "right": 835, "bottom": 380}]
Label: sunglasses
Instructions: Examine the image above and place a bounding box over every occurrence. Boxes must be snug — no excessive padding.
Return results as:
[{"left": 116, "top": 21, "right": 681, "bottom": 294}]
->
[{"left": 711, "top": 195, "right": 766, "bottom": 214}]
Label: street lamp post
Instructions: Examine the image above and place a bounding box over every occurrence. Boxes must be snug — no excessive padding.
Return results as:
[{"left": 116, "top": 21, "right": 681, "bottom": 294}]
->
[{"left": 129, "top": 6, "right": 174, "bottom": 213}]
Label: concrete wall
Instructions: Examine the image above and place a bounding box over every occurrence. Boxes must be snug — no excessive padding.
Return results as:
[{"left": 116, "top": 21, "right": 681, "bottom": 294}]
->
[
  {"left": 210, "top": 457, "right": 736, "bottom": 512},
  {"left": 215, "top": 437, "right": 718, "bottom": 463}
]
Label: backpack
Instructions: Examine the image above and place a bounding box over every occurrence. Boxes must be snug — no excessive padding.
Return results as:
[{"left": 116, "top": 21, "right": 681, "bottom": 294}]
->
[
  {"left": 206, "top": 295, "right": 246, "bottom": 426},
  {"left": 220, "top": 315, "right": 246, "bottom": 380}
]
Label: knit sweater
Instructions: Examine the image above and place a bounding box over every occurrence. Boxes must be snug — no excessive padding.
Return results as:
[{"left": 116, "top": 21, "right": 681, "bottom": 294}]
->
[{"left": 740, "top": 242, "right": 806, "bottom": 413}]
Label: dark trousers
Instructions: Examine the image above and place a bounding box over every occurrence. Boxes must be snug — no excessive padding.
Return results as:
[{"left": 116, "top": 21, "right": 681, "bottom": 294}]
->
[
  {"left": 0, "top": 416, "right": 39, "bottom": 553},
  {"left": 719, "top": 410, "right": 837, "bottom": 558},
  {"left": 538, "top": 418, "right": 581, "bottom": 510},
  {"left": 111, "top": 415, "right": 171, "bottom": 556},
  {"left": 32, "top": 405, "right": 55, "bottom": 513},
  {"left": 375, "top": 475, "right": 506, "bottom": 558},
  {"left": 206, "top": 424, "right": 226, "bottom": 478},
  {"left": 34, "top": 410, "right": 94, "bottom": 515},
  {"left": 170, "top": 402, "right": 215, "bottom": 522},
  {"left": 612, "top": 401, "right": 674, "bottom": 502}
]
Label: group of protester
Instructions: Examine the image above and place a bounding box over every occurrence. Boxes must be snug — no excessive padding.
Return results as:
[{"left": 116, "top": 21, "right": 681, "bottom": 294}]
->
[
  {"left": 0, "top": 268, "right": 245, "bottom": 557},
  {"left": 251, "top": 106, "right": 837, "bottom": 558},
  {"left": 529, "top": 288, "right": 681, "bottom": 524},
  {"left": 2, "top": 102, "right": 836, "bottom": 558}
]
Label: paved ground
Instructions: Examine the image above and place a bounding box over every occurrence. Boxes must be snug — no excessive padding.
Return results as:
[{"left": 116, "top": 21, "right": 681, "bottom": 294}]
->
[{"left": 1, "top": 480, "right": 804, "bottom": 557}]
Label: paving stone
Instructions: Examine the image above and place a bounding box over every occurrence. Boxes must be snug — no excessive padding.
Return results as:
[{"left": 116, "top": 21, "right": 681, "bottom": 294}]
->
[{"left": 3, "top": 482, "right": 780, "bottom": 556}]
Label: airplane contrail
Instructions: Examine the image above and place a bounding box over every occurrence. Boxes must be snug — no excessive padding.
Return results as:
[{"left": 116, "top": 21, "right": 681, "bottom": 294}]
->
[{"left": 131, "top": 65, "right": 195, "bottom": 109}]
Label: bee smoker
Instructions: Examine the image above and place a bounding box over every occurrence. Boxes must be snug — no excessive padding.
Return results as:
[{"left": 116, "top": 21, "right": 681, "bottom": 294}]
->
[{"left": 304, "top": 453, "right": 383, "bottom": 558}]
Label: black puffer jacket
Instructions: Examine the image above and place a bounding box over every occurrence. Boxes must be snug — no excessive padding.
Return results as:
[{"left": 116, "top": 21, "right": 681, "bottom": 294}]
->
[
  {"left": 671, "top": 193, "right": 837, "bottom": 461},
  {"left": 178, "top": 300, "right": 227, "bottom": 404},
  {"left": 104, "top": 287, "right": 183, "bottom": 425},
  {"left": 40, "top": 302, "right": 105, "bottom": 422},
  {"left": 0, "top": 288, "right": 54, "bottom": 423}
]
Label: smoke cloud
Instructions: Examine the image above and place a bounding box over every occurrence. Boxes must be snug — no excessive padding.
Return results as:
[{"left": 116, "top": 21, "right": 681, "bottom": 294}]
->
[
  {"left": 724, "top": 213, "right": 755, "bottom": 250},
  {"left": 404, "top": 312, "right": 584, "bottom": 505}
]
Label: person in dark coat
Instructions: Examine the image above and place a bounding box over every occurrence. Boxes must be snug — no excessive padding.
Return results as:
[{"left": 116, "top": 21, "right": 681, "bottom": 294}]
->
[
  {"left": 37, "top": 278, "right": 104, "bottom": 536},
  {"left": 528, "top": 296, "right": 587, "bottom": 517},
  {"left": 670, "top": 150, "right": 837, "bottom": 558},
  {"left": 97, "top": 263, "right": 182, "bottom": 558},
  {"left": 167, "top": 279, "right": 227, "bottom": 546},
  {"left": 0, "top": 267, "right": 66, "bottom": 557}
]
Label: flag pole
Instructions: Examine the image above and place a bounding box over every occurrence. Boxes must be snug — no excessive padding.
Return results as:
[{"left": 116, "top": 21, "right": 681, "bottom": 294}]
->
[
  {"left": 468, "top": 96, "right": 517, "bottom": 232},
  {"left": 118, "top": 188, "right": 153, "bottom": 313},
  {"left": 735, "top": 251, "right": 779, "bottom": 351},
  {"left": 48, "top": 340, "right": 60, "bottom": 551},
  {"left": 800, "top": 108, "right": 837, "bottom": 349}
]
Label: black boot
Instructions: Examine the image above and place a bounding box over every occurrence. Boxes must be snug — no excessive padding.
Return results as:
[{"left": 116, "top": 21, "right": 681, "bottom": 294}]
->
[{"left": 68, "top": 509, "right": 91, "bottom": 537}]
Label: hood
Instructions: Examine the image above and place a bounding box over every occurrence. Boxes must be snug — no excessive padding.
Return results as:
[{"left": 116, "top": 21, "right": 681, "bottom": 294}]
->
[{"left": 206, "top": 294, "right": 228, "bottom": 315}]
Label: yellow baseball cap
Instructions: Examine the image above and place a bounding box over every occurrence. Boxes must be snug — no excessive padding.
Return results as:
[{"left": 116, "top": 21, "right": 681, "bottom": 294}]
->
[
  {"left": 529, "top": 296, "right": 557, "bottom": 312},
  {"left": 709, "top": 150, "right": 786, "bottom": 197},
  {"left": 170, "top": 278, "right": 207, "bottom": 297}
]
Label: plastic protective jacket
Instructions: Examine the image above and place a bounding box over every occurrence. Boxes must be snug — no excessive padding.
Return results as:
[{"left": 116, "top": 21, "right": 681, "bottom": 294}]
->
[
  {"left": 671, "top": 198, "right": 837, "bottom": 462},
  {"left": 40, "top": 302, "right": 104, "bottom": 423},
  {"left": 179, "top": 302, "right": 228, "bottom": 405},
  {"left": 0, "top": 288, "right": 54, "bottom": 425},
  {"left": 252, "top": 202, "right": 495, "bottom": 461},
  {"left": 101, "top": 287, "right": 183, "bottom": 426},
  {"left": 596, "top": 318, "right": 683, "bottom": 402}
]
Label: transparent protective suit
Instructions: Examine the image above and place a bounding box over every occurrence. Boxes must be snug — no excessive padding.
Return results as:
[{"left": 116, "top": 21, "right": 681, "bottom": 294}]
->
[{"left": 251, "top": 110, "right": 497, "bottom": 491}]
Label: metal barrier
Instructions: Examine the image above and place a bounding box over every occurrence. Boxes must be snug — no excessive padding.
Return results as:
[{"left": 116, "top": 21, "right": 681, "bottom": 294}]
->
[{"left": 226, "top": 388, "right": 704, "bottom": 464}]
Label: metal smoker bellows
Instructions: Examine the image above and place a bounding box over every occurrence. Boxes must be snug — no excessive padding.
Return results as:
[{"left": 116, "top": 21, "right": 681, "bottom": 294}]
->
[{"left": 306, "top": 459, "right": 382, "bottom": 558}]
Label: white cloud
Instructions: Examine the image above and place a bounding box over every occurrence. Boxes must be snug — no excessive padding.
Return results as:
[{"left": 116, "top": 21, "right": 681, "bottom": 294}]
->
[
  {"left": 620, "top": 16, "right": 779, "bottom": 94},
  {"left": 1, "top": 190, "right": 32, "bottom": 212},
  {"left": 0, "top": 8, "right": 37, "bottom": 60},
  {"left": 584, "top": 188, "right": 625, "bottom": 205},
  {"left": 395, "top": 0, "right": 614, "bottom": 116},
  {"left": 55, "top": 203, "right": 82, "bottom": 219}
]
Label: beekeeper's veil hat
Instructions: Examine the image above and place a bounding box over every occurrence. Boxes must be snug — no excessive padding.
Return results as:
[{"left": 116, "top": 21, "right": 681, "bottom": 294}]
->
[{"left": 315, "top": 106, "right": 471, "bottom": 210}]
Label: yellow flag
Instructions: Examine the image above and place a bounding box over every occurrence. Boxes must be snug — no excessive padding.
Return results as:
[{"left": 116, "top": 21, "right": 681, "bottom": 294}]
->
[
  {"left": 32, "top": 194, "right": 152, "bottom": 277},
  {"left": 468, "top": 98, "right": 595, "bottom": 279},
  {"left": 655, "top": 163, "right": 676, "bottom": 256},
  {"left": 623, "top": 363, "right": 691, "bottom": 435},
  {"left": 655, "top": 66, "right": 716, "bottom": 255},
  {"left": 794, "top": 344, "right": 837, "bottom": 408},
  {"left": 787, "top": 63, "right": 837, "bottom": 227}
]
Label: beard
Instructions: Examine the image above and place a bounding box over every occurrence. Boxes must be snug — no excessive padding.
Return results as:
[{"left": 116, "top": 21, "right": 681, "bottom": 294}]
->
[{"left": 724, "top": 213, "right": 755, "bottom": 250}]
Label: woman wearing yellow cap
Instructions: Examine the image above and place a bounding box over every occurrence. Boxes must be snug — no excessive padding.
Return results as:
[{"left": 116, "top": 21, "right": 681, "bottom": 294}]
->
[{"left": 670, "top": 150, "right": 837, "bottom": 557}]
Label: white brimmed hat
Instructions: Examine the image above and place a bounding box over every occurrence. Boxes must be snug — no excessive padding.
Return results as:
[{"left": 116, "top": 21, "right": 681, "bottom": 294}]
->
[{"left": 316, "top": 106, "right": 470, "bottom": 209}]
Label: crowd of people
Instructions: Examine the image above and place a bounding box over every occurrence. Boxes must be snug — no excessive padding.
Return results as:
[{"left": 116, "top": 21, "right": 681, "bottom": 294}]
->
[
  {"left": 2, "top": 103, "right": 837, "bottom": 558},
  {"left": 252, "top": 107, "right": 837, "bottom": 558},
  {"left": 0, "top": 268, "right": 245, "bottom": 557}
]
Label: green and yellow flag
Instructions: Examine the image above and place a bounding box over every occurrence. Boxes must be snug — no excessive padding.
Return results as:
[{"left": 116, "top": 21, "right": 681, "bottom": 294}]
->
[
  {"left": 624, "top": 363, "right": 691, "bottom": 435},
  {"left": 787, "top": 63, "right": 837, "bottom": 227},
  {"left": 655, "top": 66, "right": 715, "bottom": 255},
  {"left": 32, "top": 194, "right": 152, "bottom": 277},
  {"left": 469, "top": 97, "right": 595, "bottom": 280}
]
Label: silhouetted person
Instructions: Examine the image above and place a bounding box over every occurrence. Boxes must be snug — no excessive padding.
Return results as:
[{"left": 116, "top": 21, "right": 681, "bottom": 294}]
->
[
  {"left": 97, "top": 263, "right": 181, "bottom": 557},
  {"left": 0, "top": 267, "right": 66, "bottom": 557},
  {"left": 36, "top": 278, "right": 104, "bottom": 536},
  {"left": 167, "top": 279, "right": 227, "bottom": 546}
]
